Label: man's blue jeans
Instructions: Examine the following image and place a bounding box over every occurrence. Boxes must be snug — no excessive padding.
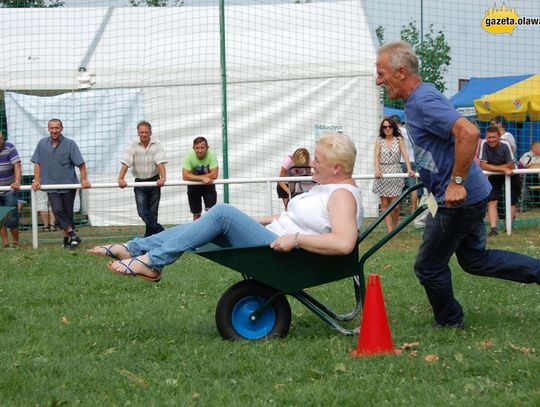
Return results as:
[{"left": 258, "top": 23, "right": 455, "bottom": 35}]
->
[
  {"left": 415, "top": 198, "right": 540, "bottom": 326},
  {"left": 128, "top": 203, "right": 279, "bottom": 271},
  {"left": 134, "top": 185, "right": 163, "bottom": 237},
  {"left": 0, "top": 191, "right": 19, "bottom": 228}
]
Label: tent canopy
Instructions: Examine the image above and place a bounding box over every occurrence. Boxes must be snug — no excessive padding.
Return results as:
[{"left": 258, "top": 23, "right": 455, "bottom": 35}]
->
[
  {"left": 3, "top": 2, "right": 382, "bottom": 224},
  {"left": 0, "top": 4, "right": 374, "bottom": 90},
  {"left": 383, "top": 106, "right": 405, "bottom": 122},
  {"left": 474, "top": 74, "right": 540, "bottom": 121},
  {"left": 449, "top": 74, "right": 532, "bottom": 117}
]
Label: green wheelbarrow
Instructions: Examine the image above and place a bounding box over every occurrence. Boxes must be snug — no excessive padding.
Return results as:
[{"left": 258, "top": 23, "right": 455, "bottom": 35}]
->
[{"left": 195, "top": 184, "right": 427, "bottom": 340}]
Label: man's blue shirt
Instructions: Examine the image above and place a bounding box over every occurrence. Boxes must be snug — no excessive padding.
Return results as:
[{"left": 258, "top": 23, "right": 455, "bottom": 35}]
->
[
  {"left": 31, "top": 135, "right": 85, "bottom": 193},
  {"left": 404, "top": 83, "right": 491, "bottom": 205}
]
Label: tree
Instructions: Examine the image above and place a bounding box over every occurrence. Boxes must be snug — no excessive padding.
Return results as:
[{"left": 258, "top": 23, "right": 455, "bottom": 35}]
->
[
  {"left": 400, "top": 21, "right": 451, "bottom": 94},
  {"left": 375, "top": 20, "right": 451, "bottom": 103},
  {"left": 0, "top": 0, "right": 63, "bottom": 6},
  {"left": 375, "top": 25, "right": 385, "bottom": 47}
]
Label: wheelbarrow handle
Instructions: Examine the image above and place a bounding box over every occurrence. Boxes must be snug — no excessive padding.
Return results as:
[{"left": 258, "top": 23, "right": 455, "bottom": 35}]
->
[{"left": 358, "top": 183, "right": 426, "bottom": 244}]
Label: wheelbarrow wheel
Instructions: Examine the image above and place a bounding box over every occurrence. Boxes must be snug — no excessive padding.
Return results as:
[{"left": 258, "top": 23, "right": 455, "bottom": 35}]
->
[{"left": 215, "top": 279, "right": 291, "bottom": 340}]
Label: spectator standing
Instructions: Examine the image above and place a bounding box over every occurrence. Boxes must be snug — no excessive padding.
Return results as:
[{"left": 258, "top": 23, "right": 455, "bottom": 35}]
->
[
  {"left": 490, "top": 115, "right": 516, "bottom": 154},
  {"left": 478, "top": 125, "right": 521, "bottom": 236},
  {"left": 372, "top": 118, "right": 414, "bottom": 232},
  {"left": 393, "top": 115, "right": 421, "bottom": 211},
  {"left": 0, "top": 131, "right": 22, "bottom": 248},
  {"left": 118, "top": 120, "right": 167, "bottom": 237},
  {"left": 182, "top": 137, "right": 219, "bottom": 220},
  {"left": 35, "top": 189, "right": 57, "bottom": 232},
  {"left": 31, "top": 119, "right": 90, "bottom": 248},
  {"left": 375, "top": 41, "right": 539, "bottom": 329}
]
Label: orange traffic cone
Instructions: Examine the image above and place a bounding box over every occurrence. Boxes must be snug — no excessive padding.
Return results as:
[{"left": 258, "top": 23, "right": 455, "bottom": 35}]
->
[{"left": 351, "top": 274, "right": 399, "bottom": 356}]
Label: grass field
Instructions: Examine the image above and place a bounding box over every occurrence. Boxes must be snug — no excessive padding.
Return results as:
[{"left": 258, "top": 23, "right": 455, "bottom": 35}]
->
[{"left": 1, "top": 224, "right": 539, "bottom": 406}]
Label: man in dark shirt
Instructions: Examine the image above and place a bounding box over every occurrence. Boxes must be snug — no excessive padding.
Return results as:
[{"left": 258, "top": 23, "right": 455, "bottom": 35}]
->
[
  {"left": 31, "top": 119, "right": 91, "bottom": 248},
  {"left": 478, "top": 125, "right": 521, "bottom": 236}
]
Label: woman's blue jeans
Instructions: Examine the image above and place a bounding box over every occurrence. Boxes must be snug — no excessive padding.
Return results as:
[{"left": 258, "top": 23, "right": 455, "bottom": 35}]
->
[
  {"left": 415, "top": 198, "right": 540, "bottom": 326},
  {"left": 127, "top": 203, "right": 279, "bottom": 271}
]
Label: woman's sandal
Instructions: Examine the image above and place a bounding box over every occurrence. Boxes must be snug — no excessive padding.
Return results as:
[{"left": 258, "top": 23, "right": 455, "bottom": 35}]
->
[
  {"left": 88, "top": 243, "right": 131, "bottom": 260},
  {"left": 107, "top": 257, "right": 161, "bottom": 283}
]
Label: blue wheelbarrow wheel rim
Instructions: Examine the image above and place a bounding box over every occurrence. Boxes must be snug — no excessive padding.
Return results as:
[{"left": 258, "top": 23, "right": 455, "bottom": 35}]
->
[{"left": 231, "top": 296, "right": 276, "bottom": 339}]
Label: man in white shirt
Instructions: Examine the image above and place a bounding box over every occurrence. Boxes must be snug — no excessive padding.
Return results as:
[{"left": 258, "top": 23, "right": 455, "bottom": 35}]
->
[
  {"left": 118, "top": 121, "right": 167, "bottom": 236},
  {"left": 390, "top": 115, "right": 421, "bottom": 212}
]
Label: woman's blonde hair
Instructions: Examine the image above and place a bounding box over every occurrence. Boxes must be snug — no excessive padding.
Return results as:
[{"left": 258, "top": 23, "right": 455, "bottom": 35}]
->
[
  {"left": 292, "top": 148, "right": 310, "bottom": 166},
  {"left": 317, "top": 133, "right": 356, "bottom": 173}
]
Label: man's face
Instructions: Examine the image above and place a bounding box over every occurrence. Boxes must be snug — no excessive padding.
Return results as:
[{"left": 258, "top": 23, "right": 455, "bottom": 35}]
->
[
  {"left": 193, "top": 141, "right": 208, "bottom": 159},
  {"left": 137, "top": 125, "right": 151, "bottom": 143},
  {"left": 376, "top": 53, "right": 405, "bottom": 100},
  {"left": 485, "top": 131, "right": 501, "bottom": 148},
  {"left": 48, "top": 121, "right": 63, "bottom": 141},
  {"left": 531, "top": 144, "right": 540, "bottom": 156}
]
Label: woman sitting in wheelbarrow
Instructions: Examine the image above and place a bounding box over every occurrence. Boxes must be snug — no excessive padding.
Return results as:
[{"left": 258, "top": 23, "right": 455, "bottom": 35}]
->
[{"left": 89, "top": 133, "right": 364, "bottom": 282}]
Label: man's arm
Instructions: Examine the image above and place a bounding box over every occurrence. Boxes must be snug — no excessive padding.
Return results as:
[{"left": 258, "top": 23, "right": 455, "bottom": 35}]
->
[
  {"left": 208, "top": 166, "right": 219, "bottom": 180},
  {"left": 156, "top": 162, "right": 166, "bottom": 187},
  {"left": 78, "top": 163, "right": 91, "bottom": 189},
  {"left": 118, "top": 163, "right": 129, "bottom": 188},
  {"left": 32, "top": 163, "right": 41, "bottom": 190},
  {"left": 182, "top": 168, "right": 217, "bottom": 185},
  {"left": 446, "top": 117, "right": 479, "bottom": 207},
  {"left": 11, "top": 161, "right": 21, "bottom": 190},
  {"left": 479, "top": 161, "right": 514, "bottom": 175}
]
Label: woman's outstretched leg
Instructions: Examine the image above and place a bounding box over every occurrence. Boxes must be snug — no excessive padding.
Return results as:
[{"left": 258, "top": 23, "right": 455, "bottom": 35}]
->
[
  {"left": 107, "top": 204, "right": 278, "bottom": 281},
  {"left": 146, "top": 203, "right": 278, "bottom": 270}
]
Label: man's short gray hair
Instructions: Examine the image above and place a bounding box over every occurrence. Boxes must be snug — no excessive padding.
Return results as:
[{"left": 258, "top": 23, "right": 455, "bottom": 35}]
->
[{"left": 378, "top": 41, "right": 419, "bottom": 75}]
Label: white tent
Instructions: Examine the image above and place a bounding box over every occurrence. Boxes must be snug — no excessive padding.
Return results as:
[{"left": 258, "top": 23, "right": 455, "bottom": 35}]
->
[{"left": 2, "top": 1, "right": 381, "bottom": 225}]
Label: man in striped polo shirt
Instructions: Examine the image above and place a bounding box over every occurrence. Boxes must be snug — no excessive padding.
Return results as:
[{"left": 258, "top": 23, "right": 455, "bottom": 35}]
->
[
  {"left": 0, "top": 131, "right": 22, "bottom": 248},
  {"left": 118, "top": 121, "right": 167, "bottom": 237}
]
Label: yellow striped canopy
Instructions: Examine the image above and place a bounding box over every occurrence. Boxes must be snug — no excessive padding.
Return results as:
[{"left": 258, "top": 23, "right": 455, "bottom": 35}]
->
[{"left": 474, "top": 73, "right": 540, "bottom": 121}]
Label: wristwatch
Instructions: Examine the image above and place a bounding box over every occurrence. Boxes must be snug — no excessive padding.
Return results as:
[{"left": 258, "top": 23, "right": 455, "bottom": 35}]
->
[{"left": 451, "top": 175, "right": 465, "bottom": 185}]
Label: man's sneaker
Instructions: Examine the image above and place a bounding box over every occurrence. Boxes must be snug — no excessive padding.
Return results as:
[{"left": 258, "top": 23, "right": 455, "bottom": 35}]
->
[
  {"left": 69, "top": 235, "right": 82, "bottom": 249},
  {"left": 62, "top": 237, "right": 70, "bottom": 248},
  {"left": 488, "top": 227, "right": 499, "bottom": 237}
]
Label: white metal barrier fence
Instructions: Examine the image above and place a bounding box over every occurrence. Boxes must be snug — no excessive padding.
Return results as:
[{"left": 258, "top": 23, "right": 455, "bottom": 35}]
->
[{"left": 1, "top": 169, "right": 539, "bottom": 248}]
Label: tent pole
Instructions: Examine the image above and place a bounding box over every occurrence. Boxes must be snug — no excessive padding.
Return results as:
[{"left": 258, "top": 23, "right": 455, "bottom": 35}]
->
[
  {"left": 79, "top": 7, "right": 115, "bottom": 72},
  {"left": 219, "top": 0, "right": 230, "bottom": 203}
]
